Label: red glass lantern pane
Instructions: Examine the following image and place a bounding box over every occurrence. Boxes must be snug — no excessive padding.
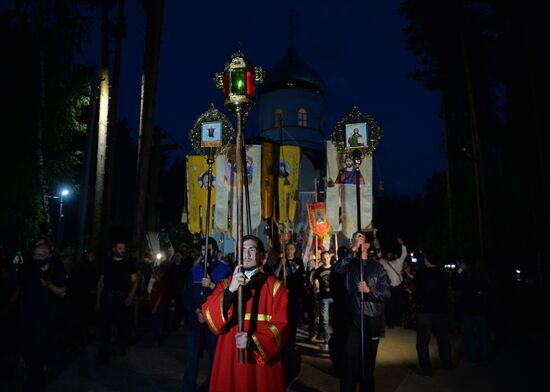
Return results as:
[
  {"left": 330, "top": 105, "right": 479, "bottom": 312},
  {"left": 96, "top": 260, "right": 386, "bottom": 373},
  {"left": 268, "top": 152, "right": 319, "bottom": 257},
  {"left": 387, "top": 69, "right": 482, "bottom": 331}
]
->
[
  {"left": 246, "top": 71, "right": 255, "bottom": 96},
  {"left": 223, "top": 72, "right": 229, "bottom": 97}
]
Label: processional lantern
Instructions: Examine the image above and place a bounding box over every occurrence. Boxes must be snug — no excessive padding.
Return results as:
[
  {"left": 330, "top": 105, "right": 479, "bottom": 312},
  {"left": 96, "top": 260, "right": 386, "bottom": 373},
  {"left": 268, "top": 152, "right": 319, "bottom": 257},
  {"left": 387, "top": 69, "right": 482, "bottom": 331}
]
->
[
  {"left": 214, "top": 49, "right": 264, "bottom": 365},
  {"left": 214, "top": 50, "right": 264, "bottom": 115}
]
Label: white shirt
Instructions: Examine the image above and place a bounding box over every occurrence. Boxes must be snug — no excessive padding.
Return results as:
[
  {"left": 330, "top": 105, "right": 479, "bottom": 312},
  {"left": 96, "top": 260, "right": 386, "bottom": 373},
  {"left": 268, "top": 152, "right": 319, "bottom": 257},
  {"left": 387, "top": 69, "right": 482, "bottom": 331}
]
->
[{"left": 379, "top": 245, "right": 407, "bottom": 287}]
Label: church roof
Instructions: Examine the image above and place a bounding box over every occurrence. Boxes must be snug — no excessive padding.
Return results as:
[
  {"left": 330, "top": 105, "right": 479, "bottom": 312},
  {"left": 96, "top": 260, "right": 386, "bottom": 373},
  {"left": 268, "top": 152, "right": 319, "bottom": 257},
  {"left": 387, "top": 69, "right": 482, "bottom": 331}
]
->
[{"left": 260, "top": 42, "right": 325, "bottom": 96}]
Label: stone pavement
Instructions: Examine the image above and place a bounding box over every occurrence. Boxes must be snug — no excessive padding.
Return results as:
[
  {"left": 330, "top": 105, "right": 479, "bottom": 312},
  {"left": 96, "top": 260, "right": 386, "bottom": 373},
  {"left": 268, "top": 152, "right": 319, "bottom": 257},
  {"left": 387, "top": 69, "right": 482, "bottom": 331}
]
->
[{"left": 16, "top": 324, "right": 546, "bottom": 392}]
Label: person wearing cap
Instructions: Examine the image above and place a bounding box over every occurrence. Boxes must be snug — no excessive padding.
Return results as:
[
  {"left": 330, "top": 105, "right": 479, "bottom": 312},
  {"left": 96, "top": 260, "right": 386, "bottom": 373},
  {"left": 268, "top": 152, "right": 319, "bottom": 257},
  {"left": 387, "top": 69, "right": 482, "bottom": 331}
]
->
[
  {"left": 202, "top": 235, "right": 289, "bottom": 392},
  {"left": 333, "top": 231, "right": 391, "bottom": 392}
]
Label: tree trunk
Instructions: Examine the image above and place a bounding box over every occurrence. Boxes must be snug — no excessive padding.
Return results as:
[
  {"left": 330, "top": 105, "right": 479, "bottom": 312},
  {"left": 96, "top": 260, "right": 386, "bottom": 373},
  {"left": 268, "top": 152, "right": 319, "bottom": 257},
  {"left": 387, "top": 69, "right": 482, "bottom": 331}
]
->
[
  {"left": 76, "top": 80, "right": 99, "bottom": 261},
  {"left": 103, "top": 0, "right": 125, "bottom": 232},
  {"left": 147, "top": 126, "right": 161, "bottom": 232},
  {"left": 36, "top": 44, "right": 53, "bottom": 238},
  {"left": 93, "top": 0, "right": 110, "bottom": 251},
  {"left": 457, "top": 1, "right": 488, "bottom": 263},
  {"left": 441, "top": 89, "right": 455, "bottom": 248},
  {"left": 133, "top": 0, "right": 165, "bottom": 244}
]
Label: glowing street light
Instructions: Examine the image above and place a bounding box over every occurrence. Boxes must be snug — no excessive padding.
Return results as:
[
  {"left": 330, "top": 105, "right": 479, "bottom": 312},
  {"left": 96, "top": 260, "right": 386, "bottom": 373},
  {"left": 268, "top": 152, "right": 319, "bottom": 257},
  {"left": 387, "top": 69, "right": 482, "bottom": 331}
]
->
[{"left": 56, "top": 187, "right": 71, "bottom": 248}]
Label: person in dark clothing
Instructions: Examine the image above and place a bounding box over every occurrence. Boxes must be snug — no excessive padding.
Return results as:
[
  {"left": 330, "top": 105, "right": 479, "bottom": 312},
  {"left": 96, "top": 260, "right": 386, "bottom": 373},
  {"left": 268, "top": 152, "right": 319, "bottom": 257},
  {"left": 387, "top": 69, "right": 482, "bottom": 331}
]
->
[
  {"left": 329, "top": 246, "right": 350, "bottom": 378},
  {"left": 164, "top": 250, "right": 189, "bottom": 331},
  {"left": 314, "top": 250, "right": 333, "bottom": 350},
  {"left": 150, "top": 267, "right": 167, "bottom": 345},
  {"left": 414, "top": 253, "right": 453, "bottom": 376},
  {"left": 68, "top": 250, "right": 99, "bottom": 346},
  {"left": 333, "top": 232, "right": 391, "bottom": 392},
  {"left": 11, "top": 243, "right": 66, "bottom": 391},
  {"left": 274, "top": 242, "right": 305, "bottom": 347},
  {"left": 401, "top": 260, "right": 418, "bottom": 329},
  {"left": 181, "top": 238, "right": 230, "bottom": 392},
  {"left": 454, "top": 259, "right": 490, "bottom": 364},
  {"left": 96, "top": 242, "right": 138, "bottom": 362}
]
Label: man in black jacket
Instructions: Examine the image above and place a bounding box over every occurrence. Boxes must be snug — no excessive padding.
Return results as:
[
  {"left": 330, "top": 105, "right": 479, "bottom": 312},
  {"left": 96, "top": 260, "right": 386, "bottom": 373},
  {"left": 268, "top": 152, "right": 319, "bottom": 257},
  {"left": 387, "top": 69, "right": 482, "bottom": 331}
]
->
[
  {"left": 414, "top": 253, "right": 453, "bottom": 376},
  {"left": 333, "top": 231, "right": 390, "bottom": 392}
]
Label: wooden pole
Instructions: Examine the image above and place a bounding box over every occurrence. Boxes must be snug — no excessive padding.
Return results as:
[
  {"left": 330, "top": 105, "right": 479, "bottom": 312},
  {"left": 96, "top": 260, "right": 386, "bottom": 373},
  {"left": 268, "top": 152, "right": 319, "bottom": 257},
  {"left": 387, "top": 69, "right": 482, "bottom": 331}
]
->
[
  {"left": 314, "top": 178, "right": 319, "bottom": 267},
  {"left": 235, "top": 111, "right": 245, "bottom": 364},
  {"left": 353, "top": 151, "right": 365, "bottom": 384},
  {"left": 203, "top": 157, "right": 214, "bottom": 294}
]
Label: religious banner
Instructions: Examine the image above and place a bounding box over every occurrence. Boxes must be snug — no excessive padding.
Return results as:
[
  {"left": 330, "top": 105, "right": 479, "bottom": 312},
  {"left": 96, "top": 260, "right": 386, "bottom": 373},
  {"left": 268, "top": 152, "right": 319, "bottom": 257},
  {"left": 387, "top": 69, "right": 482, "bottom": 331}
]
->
[
  {"left": 214, "top": 153, "right": 231, "bottom": 234},
  {"left": 261, "top": 142, "right": 277, "bottom": 220},
  {"left": 215, "top": 146, "right": 262, "bottom": 239},
  {"left": 325, "top": 142, "right": 341, "bottom": 230},
  {"left": 340, "top": 154, "right": 373, "bottom": 238},
  {"left": 186, "top": 155, "right": 216, "bottom": 235},
  {"left": 326, "top": 142, "right": 373, "bottom": 238},
  {"left": 230, "top": 145, "right": 262, "bottom": 240},
  {"left": 307, "top": 202, "right": 331, "bottom": 238},
  {"left": 275, "top": 145, "right": 301, "bottom": 224}
]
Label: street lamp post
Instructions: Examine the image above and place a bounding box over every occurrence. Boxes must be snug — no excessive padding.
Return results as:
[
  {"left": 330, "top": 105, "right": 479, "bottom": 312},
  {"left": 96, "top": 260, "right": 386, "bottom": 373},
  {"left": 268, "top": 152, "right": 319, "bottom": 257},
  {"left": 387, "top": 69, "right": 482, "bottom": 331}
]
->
[{"left": 52, "top": 188, "right": 70, "bottom": 249}]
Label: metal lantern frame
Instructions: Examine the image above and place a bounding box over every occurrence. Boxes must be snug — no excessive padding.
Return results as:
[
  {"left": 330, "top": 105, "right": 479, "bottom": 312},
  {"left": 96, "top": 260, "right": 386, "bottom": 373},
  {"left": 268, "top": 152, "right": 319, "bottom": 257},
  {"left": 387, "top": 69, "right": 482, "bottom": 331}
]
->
[{"left": 214, "top": 50, "right": 264, "bottom": 114}]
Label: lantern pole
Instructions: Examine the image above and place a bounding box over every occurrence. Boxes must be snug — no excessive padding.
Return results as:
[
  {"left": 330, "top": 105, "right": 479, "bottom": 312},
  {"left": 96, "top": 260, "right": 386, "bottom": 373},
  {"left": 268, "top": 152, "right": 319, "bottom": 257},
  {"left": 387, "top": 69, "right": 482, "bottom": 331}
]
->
[
  {"left": 215, "top": 50, "right": 264, "bottom": 364},
  {"left": 235, "top": 109, "right": 245, "bottom": 364}
]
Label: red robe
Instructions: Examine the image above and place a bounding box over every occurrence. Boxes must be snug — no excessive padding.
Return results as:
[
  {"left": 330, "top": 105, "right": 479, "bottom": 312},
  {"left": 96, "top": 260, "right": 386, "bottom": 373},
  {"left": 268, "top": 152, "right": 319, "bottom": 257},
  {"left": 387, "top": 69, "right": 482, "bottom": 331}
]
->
[{"left": 202, "top": 273, "right": 289, "bottom": 392}]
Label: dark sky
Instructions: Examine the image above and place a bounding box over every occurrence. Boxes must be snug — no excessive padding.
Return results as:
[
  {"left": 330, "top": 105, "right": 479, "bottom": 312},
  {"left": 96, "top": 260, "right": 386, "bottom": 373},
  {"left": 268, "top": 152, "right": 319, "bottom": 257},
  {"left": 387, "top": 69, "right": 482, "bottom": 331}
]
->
[{"left": 85, "top": 0, "right": 445, "bottom": 196}]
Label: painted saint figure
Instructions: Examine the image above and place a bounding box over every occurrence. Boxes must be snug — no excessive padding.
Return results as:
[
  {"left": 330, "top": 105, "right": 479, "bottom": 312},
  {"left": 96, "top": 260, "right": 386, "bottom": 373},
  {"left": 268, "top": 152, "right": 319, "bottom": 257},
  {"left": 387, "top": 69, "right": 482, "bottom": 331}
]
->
[
  {"left": 335, "top": 157, "right": 364, "bottom": 185},
  {"left": 347, "top": 127, "right": 364, "bottom": 147}
]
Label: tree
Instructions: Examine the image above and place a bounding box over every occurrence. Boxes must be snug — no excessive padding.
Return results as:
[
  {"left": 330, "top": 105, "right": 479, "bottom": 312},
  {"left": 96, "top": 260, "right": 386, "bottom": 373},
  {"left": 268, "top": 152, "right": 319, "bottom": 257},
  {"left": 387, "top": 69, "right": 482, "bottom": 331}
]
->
[
  {"left": 0, "top": 1, "right": 92, "bottom": 250},
  {"left": 133, "top": 0, "right": 165, "bottom": 244}
]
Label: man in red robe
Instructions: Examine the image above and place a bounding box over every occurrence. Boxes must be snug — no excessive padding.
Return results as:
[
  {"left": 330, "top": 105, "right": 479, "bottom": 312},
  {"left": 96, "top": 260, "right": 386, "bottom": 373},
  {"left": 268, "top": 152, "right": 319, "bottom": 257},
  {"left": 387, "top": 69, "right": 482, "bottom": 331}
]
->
[{"left": 202, "top": 235, "right": 289, "bottom": 392}]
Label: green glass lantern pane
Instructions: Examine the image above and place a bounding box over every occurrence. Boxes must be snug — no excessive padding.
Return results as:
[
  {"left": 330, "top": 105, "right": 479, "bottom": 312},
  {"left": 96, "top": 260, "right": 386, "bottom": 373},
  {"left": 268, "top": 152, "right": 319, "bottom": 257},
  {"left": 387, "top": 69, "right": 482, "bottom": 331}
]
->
[{"left": 230, "top": 69, "right": 246, "bottom": 95}]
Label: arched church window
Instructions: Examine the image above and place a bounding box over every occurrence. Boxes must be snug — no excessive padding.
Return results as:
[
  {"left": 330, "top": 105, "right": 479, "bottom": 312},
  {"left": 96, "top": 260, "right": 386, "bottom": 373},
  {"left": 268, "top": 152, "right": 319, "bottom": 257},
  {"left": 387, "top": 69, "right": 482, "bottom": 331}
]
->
[
  {"left": 274, "top": 108, "right": 283, "bottom": 128},
  {"left": 298, "top": 108, "right": 308, "bottom": 127}
]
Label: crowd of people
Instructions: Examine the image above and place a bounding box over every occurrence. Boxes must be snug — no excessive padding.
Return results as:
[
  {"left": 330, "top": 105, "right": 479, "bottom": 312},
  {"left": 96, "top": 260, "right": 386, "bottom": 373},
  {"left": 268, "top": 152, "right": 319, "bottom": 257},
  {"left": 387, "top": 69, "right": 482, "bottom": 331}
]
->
[{"left": 0, "top": 231, "right": 493, "bottom": 391}]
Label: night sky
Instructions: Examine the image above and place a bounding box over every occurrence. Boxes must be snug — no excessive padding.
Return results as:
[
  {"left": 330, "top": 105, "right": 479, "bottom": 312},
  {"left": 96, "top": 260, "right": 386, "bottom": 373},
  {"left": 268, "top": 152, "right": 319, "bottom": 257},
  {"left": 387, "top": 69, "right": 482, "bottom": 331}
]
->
[{"left": 83, "top": 0, "right": 445, "bottom": 196}]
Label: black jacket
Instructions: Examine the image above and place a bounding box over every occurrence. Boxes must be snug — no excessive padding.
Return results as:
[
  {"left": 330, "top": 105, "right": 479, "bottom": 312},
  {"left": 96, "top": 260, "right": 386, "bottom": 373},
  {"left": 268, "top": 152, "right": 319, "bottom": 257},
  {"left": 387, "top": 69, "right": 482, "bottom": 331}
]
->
[{"left": 333, "top": 251, "right": 390, "bottom": 317}]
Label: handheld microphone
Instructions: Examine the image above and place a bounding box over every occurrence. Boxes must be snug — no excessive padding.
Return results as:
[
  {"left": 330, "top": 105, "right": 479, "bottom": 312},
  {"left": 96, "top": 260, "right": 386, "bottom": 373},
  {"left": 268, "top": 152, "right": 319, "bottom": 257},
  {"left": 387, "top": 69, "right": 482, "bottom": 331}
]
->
[{"left": 358, "top": 244, "right": 362, "bottom": 258}]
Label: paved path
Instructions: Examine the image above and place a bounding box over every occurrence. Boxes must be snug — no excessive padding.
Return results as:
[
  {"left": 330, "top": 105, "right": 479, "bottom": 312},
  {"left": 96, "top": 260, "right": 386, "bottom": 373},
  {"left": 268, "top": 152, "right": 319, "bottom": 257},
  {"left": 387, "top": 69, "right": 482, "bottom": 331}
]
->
[{"left": 10, "top": 324, "right": 544, "bottom": 392}]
